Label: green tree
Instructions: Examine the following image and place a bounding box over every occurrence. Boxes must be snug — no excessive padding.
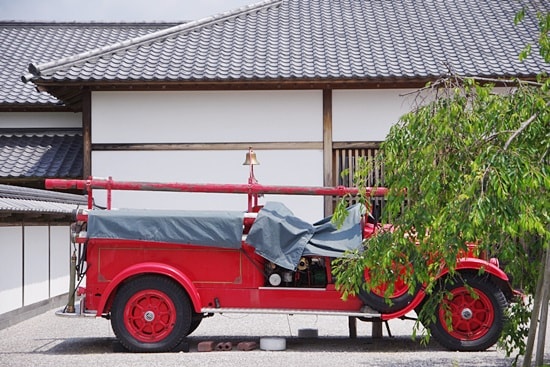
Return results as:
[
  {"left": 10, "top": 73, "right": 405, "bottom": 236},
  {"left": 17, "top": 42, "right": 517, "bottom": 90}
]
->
[{"left": 333, "top": 10, "right": 550, "bottom": 366}]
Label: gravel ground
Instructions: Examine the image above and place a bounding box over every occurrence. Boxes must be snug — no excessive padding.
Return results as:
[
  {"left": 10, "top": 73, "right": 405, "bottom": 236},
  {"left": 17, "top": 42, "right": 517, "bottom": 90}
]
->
[{"left": 1, "top": 305, "right": 546, "bottom": 367}]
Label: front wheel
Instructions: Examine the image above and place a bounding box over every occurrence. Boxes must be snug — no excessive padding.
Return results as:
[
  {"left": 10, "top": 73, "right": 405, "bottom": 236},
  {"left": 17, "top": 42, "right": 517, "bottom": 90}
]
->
[
  {"left": 111, "top": 275, "right": 192, "bottom": 352},
  {"left": 428, "top": 275, "right": 507, "bottom": 351}
]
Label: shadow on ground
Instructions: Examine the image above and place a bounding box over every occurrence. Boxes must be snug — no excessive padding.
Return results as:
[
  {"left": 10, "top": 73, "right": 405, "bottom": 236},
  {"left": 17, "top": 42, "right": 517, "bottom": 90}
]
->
[{"left": 39, "top": 335, "right": 445, "bottom": 355}]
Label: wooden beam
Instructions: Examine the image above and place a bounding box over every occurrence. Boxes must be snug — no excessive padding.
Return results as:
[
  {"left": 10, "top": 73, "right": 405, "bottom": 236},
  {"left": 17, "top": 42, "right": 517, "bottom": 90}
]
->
[
  {"left": 92, "top": 141, "right": 323, "bottom": 151},
  {"left": 35, "top": 77, "right": 436, "bottom": 108},
  {"left": 82, "top": 89, "right": 92, "bottom": 178},
  {"left": 333, "top": 141, "right": 382, "bottom": 149},
  {"left": 323, "top": 89, "right": 333, "bottom": 216}
]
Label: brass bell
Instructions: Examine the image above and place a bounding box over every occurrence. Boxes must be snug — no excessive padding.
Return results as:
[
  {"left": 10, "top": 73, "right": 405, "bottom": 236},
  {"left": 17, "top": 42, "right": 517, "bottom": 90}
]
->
[{"left": 243, "top": 148, "right": 260, "bottom": 166}]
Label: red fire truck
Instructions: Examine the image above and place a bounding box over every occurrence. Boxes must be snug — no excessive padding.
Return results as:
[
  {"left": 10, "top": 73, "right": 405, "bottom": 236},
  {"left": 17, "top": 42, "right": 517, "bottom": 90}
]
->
[{"left": 47, "top": 150, "right": 515, "bottom": 353}]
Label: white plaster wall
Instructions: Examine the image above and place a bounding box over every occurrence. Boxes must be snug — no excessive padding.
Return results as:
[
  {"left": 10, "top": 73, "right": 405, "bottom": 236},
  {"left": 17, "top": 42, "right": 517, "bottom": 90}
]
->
[
  {"left": 50, "top": 226, "right": 70, "bottom": 297},
  {"left": 332, "top": 89, "right": 417, "bottom": 142},
  {"left": 91, "top": 90, "right": 323, "bottom": 143},
  {"left": 0, "top": 227, "right": 23, "bottom": 314},
  {"left": 0, "top": 224, "right": 72, "bottom": 317},
  {"left": 92, "top": 149, "right": 325, "bottom": 222},
  {"left": 0, "top": 112, "right": 81, "bottom": 128},
  {"left": 23, "top": 226, "right": 49, "bottom": 306}
]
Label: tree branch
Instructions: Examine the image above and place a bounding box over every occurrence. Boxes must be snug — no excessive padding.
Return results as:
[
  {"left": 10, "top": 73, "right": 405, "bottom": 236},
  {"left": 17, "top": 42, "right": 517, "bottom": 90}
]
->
[
  {"left": 483, "top": 130, "right": 515, "bottom": 143},
  {"left": 503, "top": 102, "right": 549, "bottom": 150}
]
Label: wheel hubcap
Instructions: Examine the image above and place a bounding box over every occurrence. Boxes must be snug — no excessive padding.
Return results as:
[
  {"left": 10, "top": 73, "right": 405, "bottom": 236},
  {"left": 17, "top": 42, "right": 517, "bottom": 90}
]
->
[
  {"left": 144, "top": 310, "right": 155, "bottom": 322},
  {"left": 461, "top": 308, "right": 473, "bottom": 320},
  {"left": 123, "top": 289, "right": 177, "bottom": 343}
]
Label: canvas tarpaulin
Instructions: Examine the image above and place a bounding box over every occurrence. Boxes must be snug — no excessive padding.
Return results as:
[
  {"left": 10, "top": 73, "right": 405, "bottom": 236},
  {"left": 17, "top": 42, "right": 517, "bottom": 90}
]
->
[
  {"left": 246, "top": 201, "right": 364, "bottom": 270},
  {"left": 85, "top": 202, "right": 364, "bottom": 269},
  {"left": 87, "top": 208, "right": 244, "bottom": 249}
]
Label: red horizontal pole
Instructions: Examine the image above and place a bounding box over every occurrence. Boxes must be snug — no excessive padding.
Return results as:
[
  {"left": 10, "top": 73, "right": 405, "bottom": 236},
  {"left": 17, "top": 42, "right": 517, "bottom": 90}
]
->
[{"left": 46, "top": 178, "right": 388, "bottom": 197}]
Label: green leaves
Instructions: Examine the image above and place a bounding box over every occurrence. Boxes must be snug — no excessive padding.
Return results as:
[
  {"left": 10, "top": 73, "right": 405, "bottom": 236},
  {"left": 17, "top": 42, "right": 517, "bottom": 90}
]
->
[{"left": 332, "top": 75, "right": 549, "bottom": 359}]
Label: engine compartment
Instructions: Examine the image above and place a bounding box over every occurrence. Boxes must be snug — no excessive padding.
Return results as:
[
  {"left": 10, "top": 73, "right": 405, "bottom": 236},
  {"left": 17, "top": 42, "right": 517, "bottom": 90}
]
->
[{"left": 265, "top": 256, "right": 327, "bottom": 288}]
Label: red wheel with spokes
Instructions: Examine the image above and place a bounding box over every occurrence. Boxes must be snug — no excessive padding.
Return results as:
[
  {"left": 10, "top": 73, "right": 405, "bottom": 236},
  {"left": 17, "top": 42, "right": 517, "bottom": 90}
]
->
[
  {"left": 359, "top": 264, "right": 419, "bottom": 313},
  {"left": 123, "top": 289, "right": 177, "bottom": 343},
  {"left": 111, "top": 275, "right": 192, "bottom": 352},
  {"left": 439, "top": 286, "right": 494, "bottom": 341},
  {"left": 429, "top": 275, "right": 507, "bottom": 351}
]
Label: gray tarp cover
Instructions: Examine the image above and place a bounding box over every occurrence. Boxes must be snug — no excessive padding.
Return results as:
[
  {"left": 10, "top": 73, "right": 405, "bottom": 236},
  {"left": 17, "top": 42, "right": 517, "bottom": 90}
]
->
[
  {"left": 86, "top": 202, "right": 363, "bottom": 269},
  {"left": 87, "top": 209, "right": 244, "bottom": 249},
  {"left": 246, "top": 201, "right": 363, "bottom": 270}
]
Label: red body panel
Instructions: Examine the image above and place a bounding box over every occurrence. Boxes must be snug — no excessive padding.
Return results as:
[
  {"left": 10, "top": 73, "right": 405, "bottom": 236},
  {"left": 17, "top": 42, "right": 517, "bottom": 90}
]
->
[
  {"left": 84, "top": 238, "right": 364, "bottom": 316},
  {"left": 84, "top": 237, "right": 507, "bottom": 319}
]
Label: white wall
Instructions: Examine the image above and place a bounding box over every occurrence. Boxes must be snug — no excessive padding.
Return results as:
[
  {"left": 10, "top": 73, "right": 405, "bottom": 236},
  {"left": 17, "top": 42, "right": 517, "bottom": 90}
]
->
[
  {"left": 332, "top": 89, "right": 417, "bottom": 142},
  {"left": 92, "top": 149, "right": 325, "bottom": 222},
  {"left": 0, "top": 227, "right": 23, "bottom": 314},
  {"left": 91, "top": 90, "right": 326, "bottom": 221},
  {"left": 89, "top": 88, "right": 423, "bottom": 220},
  {"left": 0, "top": 112, "right": 81, "bottom": 128},
  {"left": 50, "top": 227, "right": 70, "bottom": 296},
  {"left": 92, "top": 90, "right": 322, "bottom": 143},
  {"left": 23, "top": 227, "right": 49, "bottom": 305},
  {"left": 0, "top": 224, "right": 71, "bottom": 315}
]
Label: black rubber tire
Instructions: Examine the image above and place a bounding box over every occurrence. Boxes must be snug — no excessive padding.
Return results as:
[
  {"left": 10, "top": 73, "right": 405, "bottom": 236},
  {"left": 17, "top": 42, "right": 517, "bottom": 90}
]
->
[
  {"left": 110, "top": 275, "right": 192, "bottom": 353},
  {"left": 186, "top": 313, "right": 203, "bottom": 336},
  {"left": 358, "top": 282, "right": 419, "bottom": 313},
  {"left": 428, "top": 275, "right": 507, "bottom": 351}
]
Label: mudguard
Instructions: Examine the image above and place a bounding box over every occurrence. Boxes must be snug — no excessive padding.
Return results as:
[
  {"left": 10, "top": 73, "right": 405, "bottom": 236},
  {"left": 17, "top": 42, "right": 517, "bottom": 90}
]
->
[
  {"left": 380, "top": 257, "right": 510, "bottom": 320},
  {"left": 441, "top": 257, "right": 509, "bottom": 281},
  {"left": 95, "top": 262, "right": 202, "bottom": 316}
]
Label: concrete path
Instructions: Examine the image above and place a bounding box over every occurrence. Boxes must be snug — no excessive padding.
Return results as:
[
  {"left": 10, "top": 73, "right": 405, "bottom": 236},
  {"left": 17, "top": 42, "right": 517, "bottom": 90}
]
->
[{"left": 2, "top": 306, "right": 546, "bottom": 367}]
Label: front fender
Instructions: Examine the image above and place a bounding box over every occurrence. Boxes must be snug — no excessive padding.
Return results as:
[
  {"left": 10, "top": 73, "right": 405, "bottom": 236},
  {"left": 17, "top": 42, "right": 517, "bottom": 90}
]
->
[
  {"left": 439, "top": 257, "right": 509, "bottom": 282},
  {"left": 95, "top": 262, "right": 202, "bottom": 316},
  {"left": 381, "top": 258, "right": 512, "bottom": 320}
]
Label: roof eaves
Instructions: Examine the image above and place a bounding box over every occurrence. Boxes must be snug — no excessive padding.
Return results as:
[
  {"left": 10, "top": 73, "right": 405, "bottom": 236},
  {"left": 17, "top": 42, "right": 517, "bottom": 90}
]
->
[
  {"left": 0, "top": 102, "right": 71, "bottom": 112},
  {"left": 0, "top": 184, "right": 87, "bottom": 205},
  {"left": 21, "top": 0, "right": 282, "bottom": 84}
]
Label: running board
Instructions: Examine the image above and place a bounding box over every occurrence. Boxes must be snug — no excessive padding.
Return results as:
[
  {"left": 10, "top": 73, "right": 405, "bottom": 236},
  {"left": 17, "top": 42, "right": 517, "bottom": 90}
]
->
[
  {"left": 55, "top": 300, "right": 96, "bottom": 318},
  {"left": 201, "top": 307, "right": 381, "bottom": 318}
]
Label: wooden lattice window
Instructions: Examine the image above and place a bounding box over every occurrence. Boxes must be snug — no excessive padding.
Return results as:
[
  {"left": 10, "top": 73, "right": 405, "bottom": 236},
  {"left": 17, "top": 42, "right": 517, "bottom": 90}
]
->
[{"left": 332, "top": 143, "right": 385, "bottom": 221}]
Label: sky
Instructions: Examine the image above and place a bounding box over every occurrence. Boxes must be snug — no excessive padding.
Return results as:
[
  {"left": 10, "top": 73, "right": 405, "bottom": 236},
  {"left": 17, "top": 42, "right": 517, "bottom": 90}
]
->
[{"left": 0, "top": 0, "right": 259, "bottom": 22}]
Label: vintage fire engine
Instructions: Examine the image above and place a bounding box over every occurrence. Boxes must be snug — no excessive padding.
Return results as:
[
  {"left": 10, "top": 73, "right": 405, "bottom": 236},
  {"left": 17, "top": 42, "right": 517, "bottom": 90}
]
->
[{"left": 47, "top": 150, "right": 515, "bottom": 353}]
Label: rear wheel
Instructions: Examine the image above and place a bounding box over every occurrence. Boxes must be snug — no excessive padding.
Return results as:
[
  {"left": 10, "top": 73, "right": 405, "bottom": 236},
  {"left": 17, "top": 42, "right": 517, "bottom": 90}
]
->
[
  {"left": 359, "top": 266, "right": 419, "bottom": 313},
  {"left": 111, "top": 275, "right": 192, "bottom": 352},
  {"left": 428, "top": 275, "right": 507, "bottom": 351},
  {"left": 186, "top": 313, "right": 203, "bottom": 336}
]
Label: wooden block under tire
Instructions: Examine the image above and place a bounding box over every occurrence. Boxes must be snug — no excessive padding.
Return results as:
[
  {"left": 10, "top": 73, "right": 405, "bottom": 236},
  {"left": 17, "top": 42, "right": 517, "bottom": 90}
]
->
[
  {"left": 237, "top": 341, "right": 257, "bottom": 351},
  {"left": 197, "top": 341, "right": 216, "bottom": 352}
]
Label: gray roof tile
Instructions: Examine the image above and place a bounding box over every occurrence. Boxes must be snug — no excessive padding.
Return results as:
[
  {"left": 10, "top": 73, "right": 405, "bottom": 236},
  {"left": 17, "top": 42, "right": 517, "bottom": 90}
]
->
[
  {"left": 0, "top": 130, "right": 82, "bottom": 178},
  {"left": 0, "top": 183, "right": 87, "bottom": 214},
  {"left": 18, "top": 0, "right": 550, "bottom": 91},
  {"left": 0, "top": 22, "right": 180, "bottom": 106}
]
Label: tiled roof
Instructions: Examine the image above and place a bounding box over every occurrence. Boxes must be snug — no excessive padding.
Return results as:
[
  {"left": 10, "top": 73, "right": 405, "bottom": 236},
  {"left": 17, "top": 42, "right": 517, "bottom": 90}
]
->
[
  {"left": 0, "top": 183, "right": 87, "bottom": 215},
  {"left": 0, "top": 21, "right": 180, "bottom": 106},
  {"left": 23, "top": 0, "right": 550, "bottom": 86},
  {"left": 0, "top": 129, "right": 82, "bottom": 179}
]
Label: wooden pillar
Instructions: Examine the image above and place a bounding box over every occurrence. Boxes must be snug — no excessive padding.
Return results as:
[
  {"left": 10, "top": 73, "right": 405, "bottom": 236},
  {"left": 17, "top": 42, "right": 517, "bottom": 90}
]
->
[
  {"left": 372, "top": 320, "right": 383, "bottom": 338},
  {"left": 82, "top": 89, "right": 92, "bottom": 178},
  {"left": 322, "top": 89, "right": 333, "bottom": 216},
  {"left": 348, "top": 316, "right": 357, "bottom": 338}
]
